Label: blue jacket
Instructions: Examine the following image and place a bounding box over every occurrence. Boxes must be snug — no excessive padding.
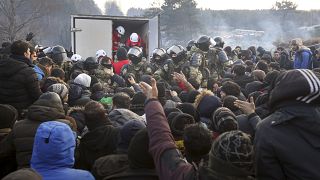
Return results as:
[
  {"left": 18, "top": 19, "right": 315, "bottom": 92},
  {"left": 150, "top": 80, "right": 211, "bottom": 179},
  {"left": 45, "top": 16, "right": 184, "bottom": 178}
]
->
[
  {"left": 31, "top": 121, "right": 94, "bottom": 180},
  {"left": 33, "top": 65, "right": 45, "bottom": 80},
  {"left": 294, "top": 47, "right": 312, "bottom": 69}
]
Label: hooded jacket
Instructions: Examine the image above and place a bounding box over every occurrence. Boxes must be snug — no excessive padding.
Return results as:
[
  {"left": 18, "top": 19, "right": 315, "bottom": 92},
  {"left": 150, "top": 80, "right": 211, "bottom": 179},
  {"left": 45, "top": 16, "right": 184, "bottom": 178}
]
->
[
  {"left": 255, "top": 69, "right": 320, "bottom": 179},
  {"left": 0, "top": 92, "right": 66, "bottom": 168},
  {"left": 0, "top": 55, "right": 42, "bottom": 114},
  {"left": 109, "top": 109, "right": 144, "bottom": 127},
  {"left": 294, "top": 46, "right": 313, "bottom": 69},
  {"left": 31, "top": 121, "right": 94, "bottom": 180}
]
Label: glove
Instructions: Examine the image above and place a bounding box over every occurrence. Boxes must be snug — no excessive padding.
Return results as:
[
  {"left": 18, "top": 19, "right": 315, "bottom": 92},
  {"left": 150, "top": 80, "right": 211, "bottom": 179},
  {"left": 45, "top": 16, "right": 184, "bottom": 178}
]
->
[{"left": 26, "top": 32, "right": 35, "bottom": 41}]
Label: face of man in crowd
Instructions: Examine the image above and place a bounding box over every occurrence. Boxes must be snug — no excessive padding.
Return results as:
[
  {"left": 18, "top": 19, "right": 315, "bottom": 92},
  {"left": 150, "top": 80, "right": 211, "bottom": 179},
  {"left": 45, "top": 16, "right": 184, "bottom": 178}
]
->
[
  {"left": 30, "top": 52, "right": 37, "bottom": 62},
  {"left": 273, "top": 52, "right": 280, "bottom": 61},
  {"left": 24, "top": 48, "right": 31, "bottom": 59}
]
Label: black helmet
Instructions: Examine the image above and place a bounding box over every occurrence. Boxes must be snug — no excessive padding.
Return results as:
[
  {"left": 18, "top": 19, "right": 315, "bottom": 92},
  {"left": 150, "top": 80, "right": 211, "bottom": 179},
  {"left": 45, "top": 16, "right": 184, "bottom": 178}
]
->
[
  {"left": 190, "top": 52, "right": 203, "bottom": 67},
  {"left": 196, "top": 35, "right": 214, "bottom": 52},
  {"left": 84, "top": 57, "right": 99, "bottom": 71},
  {"left": 128, "top": 46, "right": 143, "bottom": 65},
  {"left": 162, "top": 59, "right": 174, "bottom": 73},
  {"left": 186, "top": 40, "right": 196, "bottom": 51},
  {"left": 49, "top": 45, "right": 67, "bottom": 66},
  {"left": 166, "top": 45, "right": 186, "bottom": 65},
  {"left": 214, "top": 36, "right": 225, "bottom": 48},
  {"left": 152, "top": 48, "right": 166, "bottom": 64}
]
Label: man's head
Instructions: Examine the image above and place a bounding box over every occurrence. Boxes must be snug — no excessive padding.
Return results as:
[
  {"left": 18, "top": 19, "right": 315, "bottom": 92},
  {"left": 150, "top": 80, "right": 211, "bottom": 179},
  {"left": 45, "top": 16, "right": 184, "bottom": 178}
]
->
[
  {"left": 220, "top": 81, "right": 241, "bottom": 99},
  {"left": 50, "top": 68, "right": 65, "bottom": 81},
  {"left": 290, "top": 38, "right": 303, "bottom": 51},
  {"left": 84, "top": 101, "right": 109, "bottom": 131},
  {"left": 11, "top": 40, "right": 31, "bottom": 59},
  {"left": 38, "top": 57, "right": 54, "bottom": 75},
  {"left": 183, "top": 124, "right": 213, "bottom": 164},
  {"left": 273, "top": 50, "right": 280, "bottom": 61},
  {"left": 112, "top": 92, "right": 131, "bottom": 109}
]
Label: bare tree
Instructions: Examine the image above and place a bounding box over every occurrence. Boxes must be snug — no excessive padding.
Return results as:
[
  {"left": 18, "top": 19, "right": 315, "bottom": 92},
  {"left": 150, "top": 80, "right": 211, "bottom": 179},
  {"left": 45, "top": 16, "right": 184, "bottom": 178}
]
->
[{"left": 0, "top": 0, "right": 44, "bottom": 42}]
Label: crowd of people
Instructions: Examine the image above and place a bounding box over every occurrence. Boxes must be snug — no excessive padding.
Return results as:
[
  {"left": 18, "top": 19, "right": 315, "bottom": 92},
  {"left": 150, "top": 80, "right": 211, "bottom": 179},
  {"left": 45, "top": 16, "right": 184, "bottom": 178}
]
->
[{"left": 0, "top": 33, "right": 320, "bottom": 180}]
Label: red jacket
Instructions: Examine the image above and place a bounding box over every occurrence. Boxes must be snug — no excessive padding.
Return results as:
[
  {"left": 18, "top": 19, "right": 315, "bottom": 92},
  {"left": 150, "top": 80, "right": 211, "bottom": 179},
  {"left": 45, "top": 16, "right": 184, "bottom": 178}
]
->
[
  {"left": 112, "top": 31, "right": 121, "bottom": 52},
  {"left": 125, "top": 36, "right": 144, "bottom": 48},
  {"left": 113, "top": 60, "right": 130, "bottom": 75}
]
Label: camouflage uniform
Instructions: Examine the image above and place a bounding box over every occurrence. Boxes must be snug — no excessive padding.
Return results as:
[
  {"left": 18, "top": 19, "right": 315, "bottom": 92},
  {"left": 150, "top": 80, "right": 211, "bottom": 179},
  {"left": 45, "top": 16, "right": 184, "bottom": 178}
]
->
[{"left": 121, "top": 61, "right": 153, "bottom": 82}]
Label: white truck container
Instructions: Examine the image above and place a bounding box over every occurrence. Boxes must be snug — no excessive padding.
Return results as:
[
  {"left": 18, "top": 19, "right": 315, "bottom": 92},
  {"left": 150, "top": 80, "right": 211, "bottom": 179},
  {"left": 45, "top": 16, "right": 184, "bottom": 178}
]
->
[{"left": 71, "top": 15, "right": 160, "bottom": 60}]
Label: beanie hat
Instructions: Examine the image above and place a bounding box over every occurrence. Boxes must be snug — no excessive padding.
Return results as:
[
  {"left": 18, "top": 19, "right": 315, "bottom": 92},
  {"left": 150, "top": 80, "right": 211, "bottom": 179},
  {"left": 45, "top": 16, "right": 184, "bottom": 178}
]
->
[
  {"left": 269, "top": 69, "right": 320, "bottom": 108},
  {"left": 179, "top": 91, "right": 189, "bottom": 103},
  {"left": 47, "top": 83, "right": 69, "bottom": 101},
  {"left": 2, "top": 168, "right": 42, "bottom": 180},
  {"left": 74, "top": 73, "right": 91, "bottom": 88},
  {"left": 209, "top": 130, "right": 253, "bottom": 175},
  {"left": 118, "top": 120, "right": 146, "bottom": 153},
  {"left": 176, "top": 103, "right": 200, "bottom": 122},
  {"left": 167, "top": 111, "right": 181, "bottom": 125},
  {"left": 210, "top": 107, "right": 238, "bottom": 133},
  {"left": 0, "top": 104, "right": 18, "bottom": 129},
  {"left": 170, "top": 113, "right": 195, "bottom": 139},
  {"left": 116, "top": 47, "right": 128, "bottom": 61},
  {"left": 245, "top": 81, "right": 263, "bottom": 95},
  {"left": 140, "top": 75, "right": 152, "bottom": 86},
  {"left": 130, "top": 92, "right": 146, "bottom": 116},
  {"left": 128, "top": 128, "right": 154, "bottom": 169},
  {"left": 195, "top": 91, "right": 222, "bottom": 118},
  {"left": 164, "top": 107, "right": 182, "bottom": 118}
]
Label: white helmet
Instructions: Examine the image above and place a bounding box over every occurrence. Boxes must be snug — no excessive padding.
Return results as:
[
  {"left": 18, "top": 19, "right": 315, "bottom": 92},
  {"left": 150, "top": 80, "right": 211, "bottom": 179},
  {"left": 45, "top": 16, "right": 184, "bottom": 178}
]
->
[
  {"left": 96, "top": 49, "right": 106, "bottom": 59},
  {"left": 71, "top": 54, "right": 82, "bottom": 62},
  {"left": 130, "top": 33, "right": 139, "bottom": 43},
  {"left": 116, "top": 26, "right": 125, "bottom": 35}
]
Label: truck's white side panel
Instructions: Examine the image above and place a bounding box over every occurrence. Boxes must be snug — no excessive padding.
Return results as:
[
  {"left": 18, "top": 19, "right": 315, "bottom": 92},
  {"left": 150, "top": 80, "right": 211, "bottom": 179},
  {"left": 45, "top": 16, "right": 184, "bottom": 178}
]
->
[
  {"left": 74, "top": 19, "right": 112, "bottom": 59},
  {"left": 148, "top": 15, "right": 159, "bottom": 57}
]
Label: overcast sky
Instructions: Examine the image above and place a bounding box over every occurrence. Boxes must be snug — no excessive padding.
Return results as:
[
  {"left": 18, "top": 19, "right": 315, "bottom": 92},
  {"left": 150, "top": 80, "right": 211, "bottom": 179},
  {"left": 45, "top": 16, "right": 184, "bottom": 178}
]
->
[{"left": 94, "top": 0, "right": 320, "bottom": 14}]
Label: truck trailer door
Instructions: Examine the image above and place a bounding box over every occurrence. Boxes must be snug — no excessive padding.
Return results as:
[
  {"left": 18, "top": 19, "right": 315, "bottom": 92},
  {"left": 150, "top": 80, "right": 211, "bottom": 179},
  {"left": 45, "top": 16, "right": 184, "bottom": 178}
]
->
[
  {"left": 148, "top": 15, "right": 159, "bottom": 57},
  {"left": 72, "top": 18, "right": 112, "bottom": 59}
]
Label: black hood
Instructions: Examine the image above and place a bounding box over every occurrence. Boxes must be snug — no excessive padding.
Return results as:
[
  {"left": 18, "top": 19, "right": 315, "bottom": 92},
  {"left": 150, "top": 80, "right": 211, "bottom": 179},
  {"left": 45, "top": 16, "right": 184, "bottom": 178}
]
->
[{"left": 28, "top": 92, "right": 65, "bottom": 122}]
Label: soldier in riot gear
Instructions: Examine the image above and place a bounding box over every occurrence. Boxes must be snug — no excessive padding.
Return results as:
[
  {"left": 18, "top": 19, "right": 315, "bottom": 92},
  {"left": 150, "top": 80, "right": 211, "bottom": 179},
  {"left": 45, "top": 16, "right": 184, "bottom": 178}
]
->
[
  {"left": 154, "top": 58, "right": 175, "bottom": 85},
  {"left": 95, "top": 56, "right": 126, "bottom": 93},
  {"left": 150, "top": 48, "right": 168, "bottom": 72},
  {"left": 214, "top": 36, "right": 225, "bottom": 48},
  {"left": 47, "top": 45, "right": 68, "bottom": 67},
  {"left": 196, "top": 35, "right": 229, "bottom": 79},
  {"left": 167, "top": 45, "right": 189, "bottom": 72},
  {"left": 120, "top": 46, "right": 152, "bottom": 82}
]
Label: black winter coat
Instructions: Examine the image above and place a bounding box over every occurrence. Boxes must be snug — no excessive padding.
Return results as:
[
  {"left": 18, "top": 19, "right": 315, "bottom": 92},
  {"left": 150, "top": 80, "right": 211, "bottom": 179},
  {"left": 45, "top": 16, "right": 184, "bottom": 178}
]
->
[
  {"left": 255, "top": 103, "right": 320, "bottom": 179},
  {"left": 0, "top": 55, "right": 42, "bottom": 114},
  {"left": 75, "top": 125, "right": 120, "bottom": 171},
  {"left": 0, "top": 95, "right": 65, "bottom": 168}
]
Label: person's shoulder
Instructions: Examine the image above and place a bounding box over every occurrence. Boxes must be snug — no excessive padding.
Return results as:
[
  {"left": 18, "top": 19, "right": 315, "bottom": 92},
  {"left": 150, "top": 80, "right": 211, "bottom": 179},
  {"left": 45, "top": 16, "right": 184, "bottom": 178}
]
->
[{"left": 65, "top": 168, "right": 95, "bottom": 179}]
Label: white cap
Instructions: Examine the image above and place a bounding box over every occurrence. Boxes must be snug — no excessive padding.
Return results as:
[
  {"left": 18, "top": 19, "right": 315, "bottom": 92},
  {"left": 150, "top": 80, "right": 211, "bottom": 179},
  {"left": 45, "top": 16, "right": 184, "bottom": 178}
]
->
[
  {"left": 96, "top": 49, "right": 106, "bottom": 59},
  {"left": 74, "top": 73, "right": 91, "bottom": 88},
  {"left": 71, "top": 54, "right": 82, "bottom": 62},
  {"left": 130, "top": 33, "right": 139, "bottom": 43},
  {"left": 116, "top": 26, "right": 125, "bottom": 35}
]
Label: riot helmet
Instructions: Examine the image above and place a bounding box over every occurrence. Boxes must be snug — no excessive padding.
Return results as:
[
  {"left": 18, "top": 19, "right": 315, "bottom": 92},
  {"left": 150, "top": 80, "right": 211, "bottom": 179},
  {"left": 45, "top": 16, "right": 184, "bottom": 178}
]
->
[
  {"left": 48, "top": 45, "right": 67, "bottom": 66},
  {"left": 166, "top": 45, "right": 186, "bottom": 65},
  {"left": 196, "top": 35, "right": 215, "bottom": 52},
  {"left": 84, "top": 57, "right": 99, "bottom": 71},
  {"left": 128, "top": 46, "right": 143, "bottom": 65},
  {"left": 186, "top": 40, "right": 196, "bottom": 51},
  {"left": 214, "top": 36, "right": 225, "bottom": 48},
  {"left": 190, "top": 52, "right": 203, "bottom": 67},
  {"left": 152, "top": 48, "right": 167, "bottom": 65}
]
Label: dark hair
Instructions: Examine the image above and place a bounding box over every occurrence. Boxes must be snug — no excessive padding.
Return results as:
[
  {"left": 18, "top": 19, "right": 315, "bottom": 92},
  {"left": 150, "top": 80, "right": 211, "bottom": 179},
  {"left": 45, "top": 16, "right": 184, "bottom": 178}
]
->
[
  {"left": 11, "top": 40, "right": 31, "bottom": 56},
  {"left": 38, "top": 57, "right": 54, "bottom": 66},
  {"left": 50, "top": 68, "right": 65, "bottom": 80},
  {"left": 116, "top": 87, "right": 135, "bottom": 98},
  {"left": 112, "top": 92, "right": 131, "bottom": 109},
  {"left": 232, "top": 65, "right": 246, "bottom": 76},
  {"left": 256, "top": 60, "right": 269, "bottom": 74},
  {"left": 221, "top": 81, "right": 241, "bottom": 97},
  {"left": 248, "top": 46, "right": 256, "bottom": 56},
  {"left": 222, "top": 95, "right": 239, "bottom": 112},
  {"left": 84, "top": 101, "right": 109, "bottom": 130},
  {"left": 270, "top": 62, "right": 280, "bottom": 71},
  {"left": 184, "top": 124, "right": 212, "bottom": 163}
]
